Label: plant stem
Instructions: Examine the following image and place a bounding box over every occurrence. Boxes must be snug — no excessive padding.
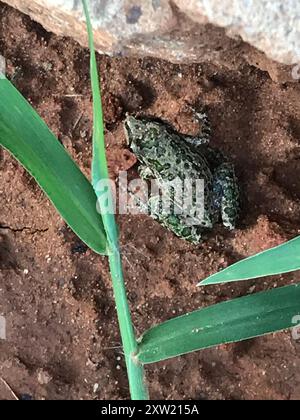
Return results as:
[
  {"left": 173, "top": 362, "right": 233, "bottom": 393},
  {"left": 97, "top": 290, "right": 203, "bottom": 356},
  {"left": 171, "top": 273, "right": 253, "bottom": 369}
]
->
[
  {"left": 81, "top": 0, "right": 148, "bottom": 399},
  {"left": 108, "top": 244, "right": 149, "bottom": 400}
]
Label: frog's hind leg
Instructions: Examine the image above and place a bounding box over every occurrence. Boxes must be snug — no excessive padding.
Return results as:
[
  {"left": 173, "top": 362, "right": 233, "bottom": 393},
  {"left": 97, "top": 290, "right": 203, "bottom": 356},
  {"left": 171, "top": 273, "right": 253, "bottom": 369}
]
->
[
  {"left": 201, "top": 145, "right": 226, "bottom": 171},
  {"left": 148, "top": 195, "right": 203, "bottom": 244},
  {"left": 212, "top": 162, "right": 239, "bottom": 230}
]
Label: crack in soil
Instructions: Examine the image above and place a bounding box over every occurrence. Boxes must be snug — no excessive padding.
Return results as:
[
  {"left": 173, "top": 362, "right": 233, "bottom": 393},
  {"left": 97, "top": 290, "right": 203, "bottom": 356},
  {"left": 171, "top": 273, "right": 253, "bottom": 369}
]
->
[{"left": 0, "top": 224, "right": 49, "bottom": 235}]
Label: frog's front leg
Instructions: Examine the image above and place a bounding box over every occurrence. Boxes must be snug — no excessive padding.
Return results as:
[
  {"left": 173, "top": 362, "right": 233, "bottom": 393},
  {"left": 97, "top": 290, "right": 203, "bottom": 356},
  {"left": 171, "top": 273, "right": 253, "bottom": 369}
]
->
[
  {"left": 139, "top": 165, "right": 155, "bottom": 181},
  {"left": 212, "top": 162, "right": 239, "bottom": 230}
]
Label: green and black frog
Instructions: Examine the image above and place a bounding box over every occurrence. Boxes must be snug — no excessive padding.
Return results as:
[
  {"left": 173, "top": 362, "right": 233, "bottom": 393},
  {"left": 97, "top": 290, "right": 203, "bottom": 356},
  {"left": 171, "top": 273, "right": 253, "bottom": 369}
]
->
[{"left": 124, "top": 112, "right": 239, "bottom": 243}]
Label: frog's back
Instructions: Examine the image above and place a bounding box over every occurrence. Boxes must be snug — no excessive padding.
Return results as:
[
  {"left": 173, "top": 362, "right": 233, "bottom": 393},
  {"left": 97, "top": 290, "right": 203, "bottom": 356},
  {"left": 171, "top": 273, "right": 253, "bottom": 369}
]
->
[
  {"left": 140, "top": 120, "right": 216, "bottom": 229},
  {"left": 139, "top": 120, "right": 213, "bottom": 183}
]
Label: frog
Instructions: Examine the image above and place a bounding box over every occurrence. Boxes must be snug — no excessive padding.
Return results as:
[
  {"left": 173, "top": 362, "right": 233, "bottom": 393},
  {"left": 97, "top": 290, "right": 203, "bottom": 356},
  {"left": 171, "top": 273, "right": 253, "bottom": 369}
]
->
[{"left": 124, "top": 112, "right": 239, "bottom": 243}]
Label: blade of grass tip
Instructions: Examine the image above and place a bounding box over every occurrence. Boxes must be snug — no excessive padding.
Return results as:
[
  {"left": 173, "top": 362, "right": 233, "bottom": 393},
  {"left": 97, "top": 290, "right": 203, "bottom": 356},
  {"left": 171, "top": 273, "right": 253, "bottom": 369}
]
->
[
  {"left": 82, "top": 0, "right": 148, "bottom": 400},
  {"left": 82, "top": 0, "right": 117, "bottom": 247},
  {"left": 199, "top": 235, "right": 300, "bottom": 286}
]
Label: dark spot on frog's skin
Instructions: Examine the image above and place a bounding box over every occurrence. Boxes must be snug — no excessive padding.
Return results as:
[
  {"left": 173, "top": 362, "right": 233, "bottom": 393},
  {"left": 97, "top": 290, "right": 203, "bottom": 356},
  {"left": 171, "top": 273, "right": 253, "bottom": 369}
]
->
[{"left": 126, "top": 6, "right": 142, "bottom": 24}]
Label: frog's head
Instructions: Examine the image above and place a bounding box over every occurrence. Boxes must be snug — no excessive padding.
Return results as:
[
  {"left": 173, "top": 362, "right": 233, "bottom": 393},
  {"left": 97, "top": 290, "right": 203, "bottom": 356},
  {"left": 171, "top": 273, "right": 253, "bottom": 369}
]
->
[
  {"left": 124, "top": 116, "right": 161, "bottom": 161},
  {"left": 124, "top": 116, "right": 145, "bottom": 151}
]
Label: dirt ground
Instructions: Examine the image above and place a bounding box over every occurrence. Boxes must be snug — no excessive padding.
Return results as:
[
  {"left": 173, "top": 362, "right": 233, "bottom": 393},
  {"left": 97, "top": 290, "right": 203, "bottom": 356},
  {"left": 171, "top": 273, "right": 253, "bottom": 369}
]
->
[{"left": 0, "top": 2, "right": 300, "bottom": 400}]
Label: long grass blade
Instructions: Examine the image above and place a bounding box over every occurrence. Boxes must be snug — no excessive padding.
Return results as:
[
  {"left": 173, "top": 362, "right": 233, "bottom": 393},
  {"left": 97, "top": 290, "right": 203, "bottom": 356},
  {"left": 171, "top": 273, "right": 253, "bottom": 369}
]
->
[
  {"left": 137, "top": 283, "right": 300, "bottom": 364},
  {"left": 0, "top": 78, "right": 107, "bottom": 254}
]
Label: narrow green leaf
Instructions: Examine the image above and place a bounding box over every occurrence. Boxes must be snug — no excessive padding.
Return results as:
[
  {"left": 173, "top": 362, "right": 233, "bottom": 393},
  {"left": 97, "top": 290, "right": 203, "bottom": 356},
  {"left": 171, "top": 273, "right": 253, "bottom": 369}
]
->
[
  {"left": 82, "top": 0, "right": 107, "bottom": 184},
  {"left": 0, "top": 78, "right": 107, "bottom": 255},
  {"left": 82, "top": 0, "right": 118, "bottom": 246},
  {"left": 82, "top": 1, "right": 149, "bottom": 399},
  {"left": 199, "top": 236, "right": 300, "bottom": 286},
  {"left": 137, "top": 283, "right": 300, "bottom": 364}
]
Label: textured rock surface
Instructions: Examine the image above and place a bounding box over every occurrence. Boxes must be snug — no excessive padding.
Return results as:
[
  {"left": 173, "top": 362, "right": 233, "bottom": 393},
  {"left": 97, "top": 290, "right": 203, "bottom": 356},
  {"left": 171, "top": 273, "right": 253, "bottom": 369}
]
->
[
  {"left": 2, "top": 0, "right": 176, "bottom": 54},
  {"left": 175, "top": 0, "right": 300, "bottom": 65},
  {"left": 2, "top": 0, "right": 299, "bottom": 82}
]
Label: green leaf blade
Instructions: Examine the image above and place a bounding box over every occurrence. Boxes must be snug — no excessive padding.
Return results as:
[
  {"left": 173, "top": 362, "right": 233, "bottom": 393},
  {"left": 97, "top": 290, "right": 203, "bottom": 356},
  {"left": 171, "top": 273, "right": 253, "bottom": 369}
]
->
[
  {"left": 82, "top": 0, "right": 118, "bottom": 246},
  {"left": 199, "top": 236, "right": 300, "bottom": 286},
  {"left": 0, "top": 78, "right": 107, "bottom": 255},
  {"left": 137, "top": 283, "right": 300, "bottom": 364}
]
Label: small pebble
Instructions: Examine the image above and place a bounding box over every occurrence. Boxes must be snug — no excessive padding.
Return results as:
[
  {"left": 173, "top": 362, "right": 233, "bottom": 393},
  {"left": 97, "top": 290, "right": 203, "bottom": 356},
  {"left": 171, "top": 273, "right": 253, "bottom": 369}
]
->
[{"left": 37, "top": 369, "right": 52, "bottom": 385}]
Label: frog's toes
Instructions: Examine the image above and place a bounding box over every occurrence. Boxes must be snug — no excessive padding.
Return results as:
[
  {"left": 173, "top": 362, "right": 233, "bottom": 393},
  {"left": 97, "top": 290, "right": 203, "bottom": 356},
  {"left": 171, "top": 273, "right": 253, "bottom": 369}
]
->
[
  {"left": 222, "top": 202, "right": 239, "bottom": 230},
  {"left": 181, "top": 227, "right": 202, "bottom": 244},
  {"left": 139, "top": 165, "right": 154, "bottom": 180},
  {"left": 183, "top": 110, "right": 211, "bottom": 149},
  {"left": 194, "top": 110, "right": 211, "bottom": 143}
]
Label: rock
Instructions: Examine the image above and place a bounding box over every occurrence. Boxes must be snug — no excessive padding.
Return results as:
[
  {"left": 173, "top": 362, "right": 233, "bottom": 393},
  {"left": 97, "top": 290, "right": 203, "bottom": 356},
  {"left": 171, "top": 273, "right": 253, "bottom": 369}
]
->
[
  {"left": 2, "top": 0, "right": 300, "bottom": 83},
  {"left": 1, "top": 0, "right": 247, "bottom": 68},
  {"left": 174, "top": 0, "right": 300, "bottom": 66},
  {"left": 37, "top": 368, "right": 52, "bottom": 385},
  {"left": 2, "top": 0, "right": 176, "bottom": 55}
]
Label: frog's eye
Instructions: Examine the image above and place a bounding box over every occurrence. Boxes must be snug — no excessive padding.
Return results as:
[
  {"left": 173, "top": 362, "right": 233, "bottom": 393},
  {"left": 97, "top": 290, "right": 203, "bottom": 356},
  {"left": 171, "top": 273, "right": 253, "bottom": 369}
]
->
[{"left": 124, "top": 120, "right": 138, "bottom": 146}]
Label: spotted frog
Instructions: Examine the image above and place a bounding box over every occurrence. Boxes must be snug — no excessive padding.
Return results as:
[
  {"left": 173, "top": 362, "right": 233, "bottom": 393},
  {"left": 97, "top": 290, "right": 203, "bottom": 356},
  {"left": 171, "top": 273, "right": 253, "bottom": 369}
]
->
[{"left": 124, "top": 113, "right": 239, "bottom": 243}]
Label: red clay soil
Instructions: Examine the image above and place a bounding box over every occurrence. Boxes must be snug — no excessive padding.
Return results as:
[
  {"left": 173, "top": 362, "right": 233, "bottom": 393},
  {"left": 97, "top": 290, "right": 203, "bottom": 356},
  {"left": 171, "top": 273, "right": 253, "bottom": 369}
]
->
[{"left": 0, "top": 2, "right": 300, "bottom": 400}]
